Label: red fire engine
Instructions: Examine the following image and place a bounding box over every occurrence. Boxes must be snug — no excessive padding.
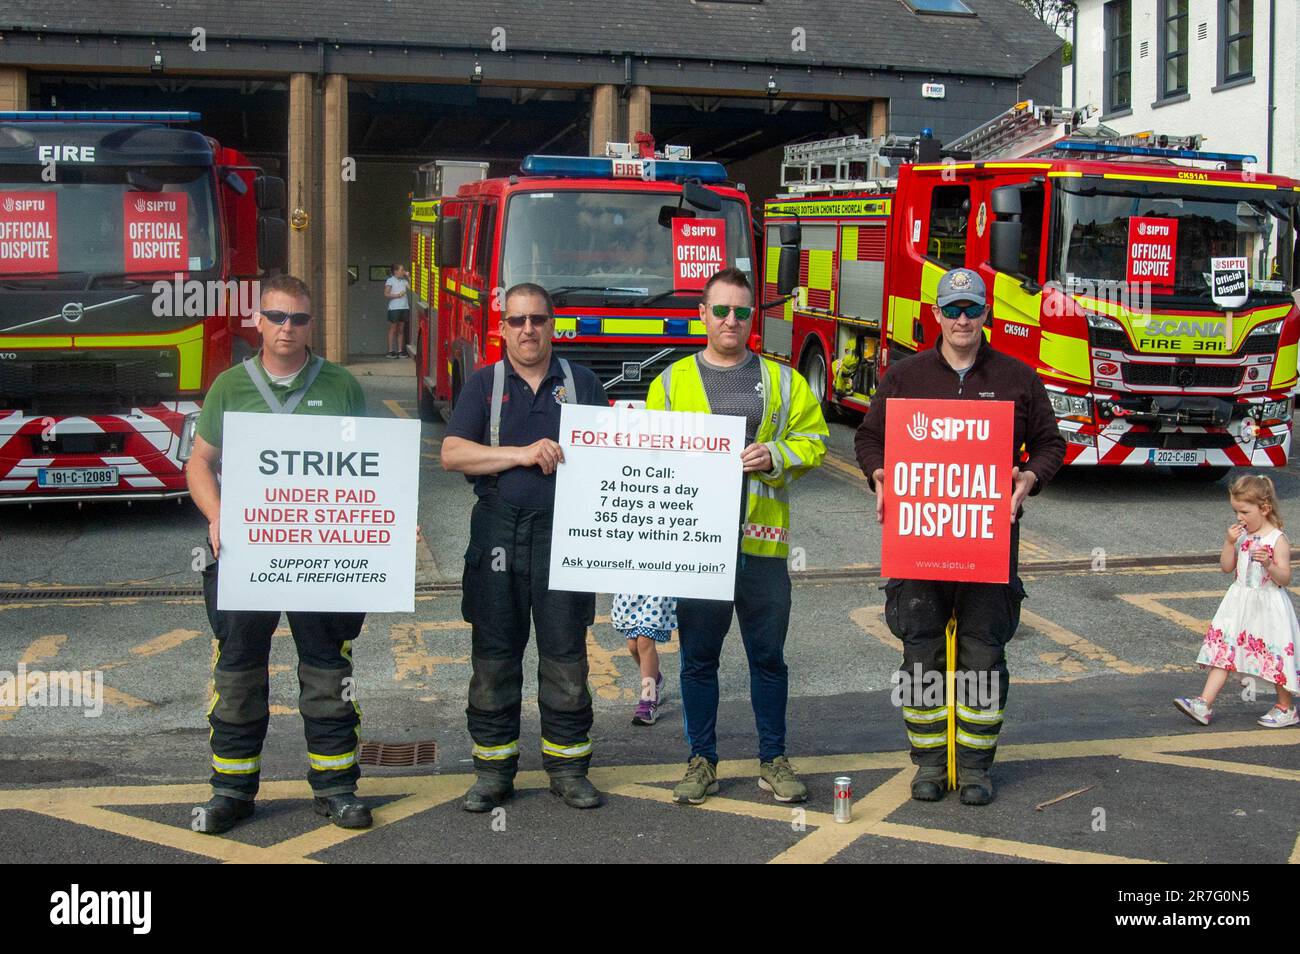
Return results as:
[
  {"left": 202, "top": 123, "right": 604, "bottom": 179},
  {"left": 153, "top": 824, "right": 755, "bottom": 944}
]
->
[
  {"left": 763, "top": 102, "right": 1298, "bottom": 477},
  {"left": 410, "top": 137, "right": 756, "bottom": 414},
  {"left": 0, "top": 110, "right": 286, "bottom": 503}
]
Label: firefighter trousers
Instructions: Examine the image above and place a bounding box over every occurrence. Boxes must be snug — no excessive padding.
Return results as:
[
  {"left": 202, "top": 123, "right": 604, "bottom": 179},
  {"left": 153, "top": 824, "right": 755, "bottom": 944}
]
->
[
  {"left": 461, "top": 495, "right": 596, "bottom": 779},
  {"left": 882, "top": 527, "right": 1024, "bottom": 770},
  {"left": 202, "top": 560, "right": 365, "bottom": 801}
]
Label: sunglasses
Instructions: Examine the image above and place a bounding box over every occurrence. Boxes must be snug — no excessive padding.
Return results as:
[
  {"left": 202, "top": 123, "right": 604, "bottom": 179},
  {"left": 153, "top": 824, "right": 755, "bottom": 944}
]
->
[
  {"left": 503, "top": 313, "right": 551, "bottom": 329},
  {"left": 939, "top": 303, "right": 985, "bottom": 320},
  {"left": 260, "top": 310, "right": 312, "bottom": 327},
  {"left": 709, "top": 304, "right": 753, "bottom": 321}
]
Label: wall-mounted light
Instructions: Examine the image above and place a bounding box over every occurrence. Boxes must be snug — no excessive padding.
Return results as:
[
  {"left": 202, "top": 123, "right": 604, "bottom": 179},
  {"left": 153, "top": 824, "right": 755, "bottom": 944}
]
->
[
  {"left": 151, "top": 50, "right": 164, "bottom": 72},
  {"left": 766, "top": 74, "right": 779, "bottom": 97},
  {"left": 471, "top": 60, "right": 483, "bottom": 84}
]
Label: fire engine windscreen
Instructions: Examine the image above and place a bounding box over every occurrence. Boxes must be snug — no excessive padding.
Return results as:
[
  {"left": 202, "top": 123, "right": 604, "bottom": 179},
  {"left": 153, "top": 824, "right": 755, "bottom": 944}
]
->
[
  {"left": 0, "top": 165, "right": 218, "bottom": 286},
  {"left": 500, "top": 190, "right": 754, "bottom": 302},
  {"left": 1054, "top": 182, "right": 1296, "bottom": 302}
]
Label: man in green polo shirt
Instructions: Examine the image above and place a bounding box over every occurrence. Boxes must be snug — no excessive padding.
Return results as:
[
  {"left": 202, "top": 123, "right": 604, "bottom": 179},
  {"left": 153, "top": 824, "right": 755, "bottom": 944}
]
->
[{"left": 185, "top": 273, "right": 372, "bottom": 835}]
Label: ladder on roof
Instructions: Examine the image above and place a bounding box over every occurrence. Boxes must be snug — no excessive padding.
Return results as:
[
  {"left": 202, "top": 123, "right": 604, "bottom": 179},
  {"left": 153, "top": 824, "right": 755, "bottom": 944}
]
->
[
  {"left": 779, "top": 134, "right": 908, "bottom": 193},
  {"left": 944, "top": 100, "right": 1096, "bottom": 162}
]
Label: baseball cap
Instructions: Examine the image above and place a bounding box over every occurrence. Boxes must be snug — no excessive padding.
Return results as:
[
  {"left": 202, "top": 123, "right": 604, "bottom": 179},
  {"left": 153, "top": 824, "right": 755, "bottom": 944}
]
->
[{"left": 935, "top": 268, "right": 987, "bottom": 308}]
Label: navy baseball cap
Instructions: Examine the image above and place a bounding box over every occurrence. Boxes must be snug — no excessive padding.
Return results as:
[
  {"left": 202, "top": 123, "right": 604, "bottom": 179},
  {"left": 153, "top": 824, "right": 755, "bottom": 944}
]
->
[{"left": 935, "top": 268, "right": 987, "bottom": 308}]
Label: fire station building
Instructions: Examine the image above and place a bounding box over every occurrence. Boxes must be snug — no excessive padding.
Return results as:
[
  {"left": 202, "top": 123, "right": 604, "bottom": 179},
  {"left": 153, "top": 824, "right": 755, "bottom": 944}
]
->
[{"left": 0, "top": 0, "right": 1063, "bottom": 360}]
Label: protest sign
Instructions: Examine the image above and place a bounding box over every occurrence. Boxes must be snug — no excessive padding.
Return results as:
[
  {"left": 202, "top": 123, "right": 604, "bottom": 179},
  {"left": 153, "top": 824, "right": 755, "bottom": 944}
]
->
[
  {"left": 1126, "top": 216, "right": 1177, "bottom": 292},
  {"left": 881, "top": 398, "right": 1015, "bottom": 583},
  {"left": 550, "top": 403, "right": 744, "bottom": 600},
  {"left": 217, "top": 412, "right": 421, "bottom": 612},
  {"left": 672, "top": 218, "right": 726, "bottom": 291}
]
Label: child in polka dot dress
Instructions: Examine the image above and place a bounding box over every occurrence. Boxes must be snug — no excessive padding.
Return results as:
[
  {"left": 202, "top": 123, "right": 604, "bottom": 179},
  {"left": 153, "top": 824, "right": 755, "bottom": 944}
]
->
[
  {"left": 1175, "top": 475, "right": 1298, "bottom": 728},
  {"left": 612, "top": 594, "right": 677, "bottom": 726}
]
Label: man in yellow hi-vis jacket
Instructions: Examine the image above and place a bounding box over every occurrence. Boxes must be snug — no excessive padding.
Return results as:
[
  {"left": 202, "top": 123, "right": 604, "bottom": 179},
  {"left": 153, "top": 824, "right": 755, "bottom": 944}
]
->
[{"left": 646, "top": 267, "right": 828, "bottom": 806}]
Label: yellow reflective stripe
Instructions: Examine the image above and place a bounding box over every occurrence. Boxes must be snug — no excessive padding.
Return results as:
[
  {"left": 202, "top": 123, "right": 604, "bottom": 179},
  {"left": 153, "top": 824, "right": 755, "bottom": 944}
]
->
[
  {"left": 993, "top": 271, "right": 1042, "bottom": 328},
  {"left": 956, "top": 704, "right": 1004, "bottom": 724},
  {"left": 807, "top": 249, "right": 833, "bottom": 290},
  {"left": 688, "top": 319, "right": 706, "bottom": 336},
  {"left": 472, "top": 740, "right": 520, "bottom": 760},
  {"left": 1102, "top": 172, "right": 1279, "bottom": 190},
  {"left": 308, "top": 750, "right": 357, "bottom": 771},
  {"left": 554, "top": 317, "right": 577, "bottom": 333},
  {"left": 1048, "top": 170, "right": 1084, "bottom": 178},
  {"left": 920, "top": 261, "right": 945, "bottom": 304},
  {"left": 984, "top": 162, "right": 1054, "bottom": 169},
  {"left": 0, "top": 335, "right": 74, "bottom": 347},
  {"left": 914, "top": 163, "right": 975, "bottom": 172},
  {"left": 540, "top": 737, "right": 592, "bottom": 758},
  {"left": 907, "top": 729, "right": 948, "bottom": 749},
  {"left": 76, "top": 323, "right": 206, "bottom": 390},
  {"left": 1039, "top": 331, "right": 1090, "bottom": 383},
  {"left": 842, "top": 225, "right": 859, "bottom": 261},
  {"left": 888, "top": 296, "right": 919, "bottom": 349},
  {"left": 462, "top": 286, "right": 480, "bottom": 301},
  {"left": 212, "top": 754, "right": 261, "bottom": 775},
  {"left": 903, "top": 706, "right": 948, "bottom": 724},
  {"left": 603, "top": 318, "right": 663, "bottom": 335},
  {"left": 445, "top": 279, "right": 458, "bottom": 293},
  {"left": 955, "top": 729, "right": 998, "bottom": 749},
  {"left": 1273, "top": 343, "right": 1297, "bottom": 388}
]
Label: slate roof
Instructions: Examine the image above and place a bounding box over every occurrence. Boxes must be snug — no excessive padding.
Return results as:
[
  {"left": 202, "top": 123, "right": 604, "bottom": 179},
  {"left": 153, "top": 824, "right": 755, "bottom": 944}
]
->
[{"left": 4, "top": 0, "right": 1063, "bottom": 78}]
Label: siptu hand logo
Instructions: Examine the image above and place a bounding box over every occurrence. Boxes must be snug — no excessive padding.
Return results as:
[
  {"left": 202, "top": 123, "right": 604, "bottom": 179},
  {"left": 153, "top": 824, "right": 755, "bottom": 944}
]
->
[{"left": 907, "top": 412, "right": 929, "bottom": 441}]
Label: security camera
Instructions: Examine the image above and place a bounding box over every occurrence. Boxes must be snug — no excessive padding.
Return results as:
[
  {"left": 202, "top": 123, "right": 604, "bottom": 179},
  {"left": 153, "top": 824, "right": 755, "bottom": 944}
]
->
[{"left": 471, "top": 62, "right": 483, "bottom": 84}]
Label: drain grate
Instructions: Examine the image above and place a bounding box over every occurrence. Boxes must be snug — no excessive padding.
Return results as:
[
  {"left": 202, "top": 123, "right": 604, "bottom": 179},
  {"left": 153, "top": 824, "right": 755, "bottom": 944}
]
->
[{"left": 358, "top": 740, "right": 438, "bottom": 767}]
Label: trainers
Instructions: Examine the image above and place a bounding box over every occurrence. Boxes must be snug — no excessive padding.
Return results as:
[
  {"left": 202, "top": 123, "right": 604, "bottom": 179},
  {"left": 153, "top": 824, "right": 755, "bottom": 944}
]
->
[
  {"left": 1257, "top": 705, "right": 1299, "bottom": 728},
  {"left": 910, "top": 765, "right": 948, "bottom": 802},
  {"left": 631, "top": 697, "right": 658, "bottom": 726},
  {"left": 192, "top": 794, "right": 254, "bottom": 834},
  {"left": 462, "top": 774, "right": 514, "bottom": 813},
  {"left": 549, "top": 774, "right": 603, "bottom": 809},
  {"left": 313, "top": 793, "right": 373, "bottom": 829},
  {"left": 1174, "top": 696, "right": 1213, "bottom": 726},
  {"left": 672, "top": 755, "right": 718, "bottom": 805},
  {"left": 655, "top": 671, "right": 666, "bottom": 704},
  {"left": 957, "top": 766, "right": 995, "bottom": 806},
  {"left": 758, "top": 755, "right": 808, "bottom": 803}
]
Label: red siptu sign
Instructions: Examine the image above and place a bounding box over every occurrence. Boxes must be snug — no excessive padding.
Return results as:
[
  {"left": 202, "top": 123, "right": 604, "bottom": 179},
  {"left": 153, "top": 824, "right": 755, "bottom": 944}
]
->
[
  {"left": 1126, "top": 216, "right": 1178, "bottom": 292},
  {"left": 672, "top": 218, "right": 726, "bottom": 291},
  {"left": 881, "top": 398, "right": 1015, "bottom": 583},
  {"left": 0, "top": 191, "right": 58, "bottom": 274},
  {"left": 123, "top": 193, "right": 188, "bottom": 273}
]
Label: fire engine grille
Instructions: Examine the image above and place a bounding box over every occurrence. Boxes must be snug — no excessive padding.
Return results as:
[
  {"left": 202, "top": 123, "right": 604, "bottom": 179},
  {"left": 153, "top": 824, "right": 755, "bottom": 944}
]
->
[
  {"left": 552, "top": 344, "right": 684, "bottom": 402},
  {"left": 1091, "top": 328, "right": 1278, "bottom": 359},
  {"left": 1122, "top": 364, "right": 1242, "bottom": 389},
  {"left": 1117, "top": 431, "right": 1237, "bottom": 450},
  {"left": 1239, "top": 333, "right": 1280, "bottom": 356},
  {"left": 0, "top": 352, "right": 179, "bottom": 413}
]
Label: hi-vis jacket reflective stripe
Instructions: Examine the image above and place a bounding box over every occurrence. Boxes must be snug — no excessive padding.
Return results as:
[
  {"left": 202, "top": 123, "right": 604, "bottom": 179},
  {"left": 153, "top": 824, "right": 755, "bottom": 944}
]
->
[{"left": 647, "top": 354, "right": 828, "bottom": 558}]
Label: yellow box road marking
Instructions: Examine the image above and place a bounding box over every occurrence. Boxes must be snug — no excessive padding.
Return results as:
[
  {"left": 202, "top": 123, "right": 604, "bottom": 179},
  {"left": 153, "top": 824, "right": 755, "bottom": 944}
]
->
[{"left": 1019, "top": 609, "right": 1150, "bottom": 675}]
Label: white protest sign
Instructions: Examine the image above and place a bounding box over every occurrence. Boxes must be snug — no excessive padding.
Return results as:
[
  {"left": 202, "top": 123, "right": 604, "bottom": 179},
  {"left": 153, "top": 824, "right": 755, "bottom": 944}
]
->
[
  {"left": 549, "top": 404, "right": 745, "bottom": 600},
  {"left": 1211, "top": 257, "right": 1249, "bottom": 308},
  {"left": 217, "top": 412, "right": 421, "bottom": 612}
]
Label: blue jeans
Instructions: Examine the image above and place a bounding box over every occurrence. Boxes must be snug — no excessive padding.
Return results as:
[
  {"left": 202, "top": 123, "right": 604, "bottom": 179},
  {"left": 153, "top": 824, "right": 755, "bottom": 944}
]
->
[{"left": 676, "top": 553, "right": 792, "bottom": 764}]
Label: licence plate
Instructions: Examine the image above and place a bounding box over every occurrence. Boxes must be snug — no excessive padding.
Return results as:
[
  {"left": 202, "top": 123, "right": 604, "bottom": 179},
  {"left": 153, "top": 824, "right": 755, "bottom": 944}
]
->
[
  {"left": 37, "top": 467, "right": 119, "bottom": 488},
  {"left": 1150, "top": 450, "right": 1204, "bottom": 466}
]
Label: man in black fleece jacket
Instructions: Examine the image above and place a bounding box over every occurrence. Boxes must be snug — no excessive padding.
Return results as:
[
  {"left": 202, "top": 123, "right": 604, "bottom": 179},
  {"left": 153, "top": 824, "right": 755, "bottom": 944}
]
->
[{"left": 855, "top": 267, "right": 1065, "bottom": 806}]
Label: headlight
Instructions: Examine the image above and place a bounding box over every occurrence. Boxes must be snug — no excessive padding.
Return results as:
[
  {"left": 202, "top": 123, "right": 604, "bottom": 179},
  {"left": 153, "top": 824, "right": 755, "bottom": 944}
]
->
[
  {"left": 1248, "top": 320, "right": 1284, "bottom": 336},
  {"left": 1257, "top": 433, "right": 1288, "bottom": 448},
  {"left": 1085, "top": 313, "right": 1124, "bottom": 332},
  {"left": 1256, "top": 399, "right": 1293, "bottom": 423},
  {"left": 1049, "top": 393, "right": 1092, "bottom": 419},
  {"left": 177, "top": 411, "right": 201, "bottom": 462}
]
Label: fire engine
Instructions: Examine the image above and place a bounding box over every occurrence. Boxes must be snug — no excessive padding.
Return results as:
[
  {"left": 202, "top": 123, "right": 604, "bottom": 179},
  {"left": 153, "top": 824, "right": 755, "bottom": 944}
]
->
[
  {"left": 0, "top": 110, "right": 286, "bottom": 503},
  {"left": 762, "top": 101, "right": 1299, "bottom": 477},
  {"left": 410, "top": 135, "right": 756, "bottom": 415}
]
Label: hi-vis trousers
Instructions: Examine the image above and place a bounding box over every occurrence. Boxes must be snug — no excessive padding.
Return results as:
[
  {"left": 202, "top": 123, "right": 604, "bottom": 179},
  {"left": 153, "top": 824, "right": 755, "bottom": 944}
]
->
[
  {"left": 882, "top": 525, "right": 1024, "bottom": 770},
  {"left": 202, "top": 560, "right": 364, "bottom": 800},
  {"left": 461, "top": 495, "right": 596, "bottom": 778}
]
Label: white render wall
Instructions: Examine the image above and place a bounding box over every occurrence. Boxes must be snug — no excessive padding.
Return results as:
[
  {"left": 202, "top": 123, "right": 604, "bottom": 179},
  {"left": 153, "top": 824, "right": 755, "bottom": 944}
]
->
[{"left": 1068, "top": 0, "right": 1296, "bottom": 176}]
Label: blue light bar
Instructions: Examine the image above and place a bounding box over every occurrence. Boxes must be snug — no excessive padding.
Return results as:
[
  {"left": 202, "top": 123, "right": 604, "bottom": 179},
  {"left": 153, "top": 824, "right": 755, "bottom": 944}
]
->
[
  {"left": 0, "top": 110, "right": 201, "bottom": 124},
  {"left": 521, "top": 153, "right": 728, "bottom": 183},
  {"left": 1055, "top": 139, "right": 1258, "bottom": 165}
]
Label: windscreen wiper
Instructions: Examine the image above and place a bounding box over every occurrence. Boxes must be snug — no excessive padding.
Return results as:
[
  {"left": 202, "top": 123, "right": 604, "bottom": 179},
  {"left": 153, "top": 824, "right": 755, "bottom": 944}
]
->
[{"left": 549, "top": 285, "right": 647, "bottom": 305}]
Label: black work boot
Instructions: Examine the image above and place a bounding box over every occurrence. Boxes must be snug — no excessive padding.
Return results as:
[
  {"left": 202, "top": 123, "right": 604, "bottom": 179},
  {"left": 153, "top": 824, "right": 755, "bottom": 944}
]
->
[
  {"left": 193, "top": 795, "right": 254, "bottom": 834},
  {"left": 958, "top": 766, "right": 995, "bottom": 806},
  {"left": 548, "top": 774, "right": 603, "bottom": 809},
  {"left": 313, "top": 793, "right": 373, "bottom": 828},
  {"left": 910, "top": 765, "right": 948, "bottom": 802},
  {"left": 462, "top": 774, "right": 515, "bottom": 813}
]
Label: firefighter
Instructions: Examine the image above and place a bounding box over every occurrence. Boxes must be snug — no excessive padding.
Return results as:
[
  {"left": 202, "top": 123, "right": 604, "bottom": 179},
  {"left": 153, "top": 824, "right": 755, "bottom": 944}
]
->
[
  {"left": 647, "top": 267, "right": 829, "bottom": 806},
  {"left": 441, "top": 283, "right": 609, "bottom": 811},
  {"left": 186, "top": 273, "right": 372, "bottom": 834},
  {"left": 854, "top": 267, "right": 1065, "bottom": 805}
]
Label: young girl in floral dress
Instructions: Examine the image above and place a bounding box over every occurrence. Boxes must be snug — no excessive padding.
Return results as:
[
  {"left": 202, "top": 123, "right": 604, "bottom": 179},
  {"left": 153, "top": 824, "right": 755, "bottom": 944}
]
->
[{"left": 1175, "top": 475, "right": 1298, "bottom": 728}]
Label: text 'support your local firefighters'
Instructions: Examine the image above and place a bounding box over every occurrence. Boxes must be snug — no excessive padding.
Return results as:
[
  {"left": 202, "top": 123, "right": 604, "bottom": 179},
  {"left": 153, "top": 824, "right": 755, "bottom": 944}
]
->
[
  {"left": 549, "top": 404, "right": 745, "bottom": 601},
  {"left": 217, "top": 412, "right": 421, "bottom": 613}
]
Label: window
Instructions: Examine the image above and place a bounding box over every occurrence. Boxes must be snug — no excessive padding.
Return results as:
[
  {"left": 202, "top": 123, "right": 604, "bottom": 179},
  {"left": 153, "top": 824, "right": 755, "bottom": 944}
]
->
[
  {"left": 1017, "top": 186, "right": 1045, "bottom": 283},
  {"left": 927, "top": 185, "right": 969, "bottom": 270},
  {"left": 901, "top": 0, "right": 974, "bottom": 14},
  {"left": 1104, "top": 1, "right": 1132, "bottom": 113},
  {"left": 1220, "top": 0, "right": 1253, "bottom": 83},
  {"left": 1159, "top": 0, "right": 1189, "bottom": 99},
  {"left": 473, "top": 205, "right": 495, "bottom": 280}
]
